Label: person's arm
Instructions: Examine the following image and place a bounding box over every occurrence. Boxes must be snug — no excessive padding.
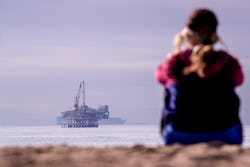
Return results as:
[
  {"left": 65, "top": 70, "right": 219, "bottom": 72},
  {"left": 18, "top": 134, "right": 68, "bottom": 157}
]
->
[
  {"left": 155, "top": 60, "right": 168, "bottom": 87},
  {"left": 231, "top": 57, "right": 244, "bottom": 86},
  {"left": 156, "top": 50, "right": 191, "bottom": 87},
  {"left": 155, "top": 54, "right": 180, "bottom": 88}
]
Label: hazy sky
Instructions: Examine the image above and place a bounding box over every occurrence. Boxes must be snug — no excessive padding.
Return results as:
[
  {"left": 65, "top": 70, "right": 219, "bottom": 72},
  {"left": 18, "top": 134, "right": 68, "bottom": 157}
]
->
[{"left": 0, "top": 0, "right": 249, "bottom": 125}]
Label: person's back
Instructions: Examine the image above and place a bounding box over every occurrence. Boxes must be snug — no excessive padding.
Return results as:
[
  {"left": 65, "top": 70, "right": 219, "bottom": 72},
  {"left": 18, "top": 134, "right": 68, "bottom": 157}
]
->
[
  {"left": 156, "top": 8, "right": 244, "bottom": 145},
  {"left": 174, "top": 58, "right": 240, "bottom": 132}
]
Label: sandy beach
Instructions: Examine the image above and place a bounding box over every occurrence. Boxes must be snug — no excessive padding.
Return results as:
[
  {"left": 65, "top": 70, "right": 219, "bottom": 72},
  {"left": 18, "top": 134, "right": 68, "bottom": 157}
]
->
[{"left": 0, "top": 142, "right": 250, "bottom": 167}]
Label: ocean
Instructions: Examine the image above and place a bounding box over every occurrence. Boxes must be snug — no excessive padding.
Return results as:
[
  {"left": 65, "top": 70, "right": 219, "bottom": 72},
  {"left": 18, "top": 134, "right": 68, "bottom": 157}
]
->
[{"left": 0, "top": 125, "right": 249, "bottom": 148}]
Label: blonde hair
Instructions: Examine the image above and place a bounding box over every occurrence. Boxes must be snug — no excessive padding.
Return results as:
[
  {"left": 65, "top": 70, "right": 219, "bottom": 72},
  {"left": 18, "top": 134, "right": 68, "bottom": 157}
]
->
[
  {"left": 183, "top": 45, "right": 212, "bottom": 77},
  {"left": 173, "top": 27, "right": 219, "bottom": 53},
  {"left": 166, "top": 27, "right": 223, "bottom": 58},
  {"left": 183, "top": 43, "right": 230, "bottom": 78}
]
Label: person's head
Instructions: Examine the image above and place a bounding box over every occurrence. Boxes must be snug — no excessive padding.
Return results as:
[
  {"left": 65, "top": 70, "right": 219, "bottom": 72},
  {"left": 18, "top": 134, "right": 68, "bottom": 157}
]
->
[
  {"left": 175, "top": 9, "right": 228, "bottom": 78},
  {"left": 174, "top": 8, "right": 219, "bottom": 51}
]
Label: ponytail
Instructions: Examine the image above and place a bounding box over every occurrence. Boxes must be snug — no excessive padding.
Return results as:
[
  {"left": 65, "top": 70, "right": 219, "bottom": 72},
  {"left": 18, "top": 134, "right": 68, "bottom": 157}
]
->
[
  {"left": 183, "top": 45, "right": 213, "bottom": 78},
  {"left": 183, "top": 44, "right": 229, "bottom": 78}
]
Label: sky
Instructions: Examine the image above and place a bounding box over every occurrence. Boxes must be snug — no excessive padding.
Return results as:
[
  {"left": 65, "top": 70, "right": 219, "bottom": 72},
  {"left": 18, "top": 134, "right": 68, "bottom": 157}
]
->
[{"left": 0, "top": 0, "right": 249, "bottom": 126}]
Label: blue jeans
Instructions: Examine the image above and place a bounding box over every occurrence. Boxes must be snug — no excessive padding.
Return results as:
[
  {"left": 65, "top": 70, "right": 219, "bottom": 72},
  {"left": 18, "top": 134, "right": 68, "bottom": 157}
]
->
[{"left": 162, "top": 123, "right": 243, "bottom": 145}]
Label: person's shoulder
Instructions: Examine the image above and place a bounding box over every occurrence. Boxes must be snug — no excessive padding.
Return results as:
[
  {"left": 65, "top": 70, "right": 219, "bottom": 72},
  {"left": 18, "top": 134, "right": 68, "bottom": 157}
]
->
[
  {"left": 167, "top": 49, "right": 192, "bottom": 61},
  {"left": 167, "top": 49, "right": 192, "bottom": 57},
  {"left": 216, "top": 50, "right": 242, "bottom": 67},
  {"left": 216, "top": 50, "right": 236, "bottom": 58},
  {"left": 162, "top": 49, "right": 192, "bottom": 68},
  {"left": 179, "top": 49, "right": 192, "bottom": 62},
  {"left": 178, "top": 49, "right": 192, "bottom": 56}
]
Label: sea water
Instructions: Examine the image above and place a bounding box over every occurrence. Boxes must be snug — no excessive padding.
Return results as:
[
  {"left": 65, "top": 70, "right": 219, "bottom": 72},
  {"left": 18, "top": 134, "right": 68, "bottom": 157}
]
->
[{"left": 0, "top": 125, "right": 249, "bottom": 148}]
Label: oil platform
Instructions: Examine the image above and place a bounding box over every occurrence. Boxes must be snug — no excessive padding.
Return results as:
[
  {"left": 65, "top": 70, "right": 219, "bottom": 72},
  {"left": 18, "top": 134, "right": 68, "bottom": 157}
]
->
[{"left": 57, "top": 81, "right": 109, "bottom": 128}]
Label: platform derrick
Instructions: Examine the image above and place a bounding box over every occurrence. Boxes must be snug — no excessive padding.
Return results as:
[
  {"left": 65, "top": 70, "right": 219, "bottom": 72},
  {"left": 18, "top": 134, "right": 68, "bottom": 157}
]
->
[{"left": 59, "top": 81, "right": 109, "bottom": 128}]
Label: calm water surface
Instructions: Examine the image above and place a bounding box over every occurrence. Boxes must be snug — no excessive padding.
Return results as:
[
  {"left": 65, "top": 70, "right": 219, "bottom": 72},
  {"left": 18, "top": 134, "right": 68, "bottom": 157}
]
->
[{"left": 0, "top": 125, "right": 249, "bottom": 147}]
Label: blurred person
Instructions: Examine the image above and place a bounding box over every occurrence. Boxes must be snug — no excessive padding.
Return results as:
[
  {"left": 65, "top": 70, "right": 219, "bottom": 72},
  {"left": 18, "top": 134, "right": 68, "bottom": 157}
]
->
[{"left": 156, "top": 8, "right": 244, "bottom": 145}]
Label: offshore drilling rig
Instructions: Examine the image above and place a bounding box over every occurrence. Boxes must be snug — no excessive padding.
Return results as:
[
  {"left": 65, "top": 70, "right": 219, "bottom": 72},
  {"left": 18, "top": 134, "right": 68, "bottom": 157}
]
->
[{"left": 57, "top": 81, "right": 109, "bottom": 127}]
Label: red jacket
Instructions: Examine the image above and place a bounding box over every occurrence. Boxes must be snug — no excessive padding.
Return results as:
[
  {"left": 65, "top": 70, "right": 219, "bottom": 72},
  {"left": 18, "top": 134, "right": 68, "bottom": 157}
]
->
[{"left": 156, "top": 49, "right": 244, "bottom": 88}]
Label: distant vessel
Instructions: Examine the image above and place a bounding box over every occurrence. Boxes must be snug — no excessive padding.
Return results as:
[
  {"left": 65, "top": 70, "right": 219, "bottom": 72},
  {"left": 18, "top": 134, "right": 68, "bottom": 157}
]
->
[
  {"left": 99, "top": 117, "right": 126, "bottom": 125},
  {"left": 57, "top": 81, "right": 109, "bottom": 128}
]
